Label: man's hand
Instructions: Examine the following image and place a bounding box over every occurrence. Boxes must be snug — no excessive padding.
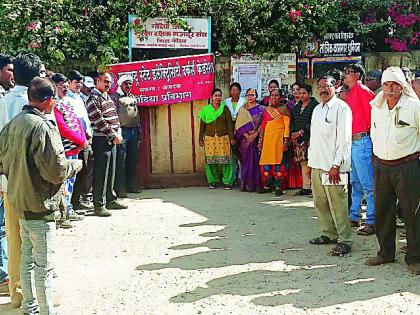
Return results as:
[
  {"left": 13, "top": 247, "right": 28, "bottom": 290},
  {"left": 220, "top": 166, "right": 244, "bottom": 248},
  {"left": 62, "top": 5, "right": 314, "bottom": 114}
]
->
[
  {"left": 113, "top": 134, "right": 123, "bottom": 145},
  {"left": 82, "top": 140, "right": 89, "bottom": 150},
  {"left": 328, "top": 166, "right": 340, "bottom": 184},
  {"left": 73, "top": 160, "right": 84, "bottom": 173}
]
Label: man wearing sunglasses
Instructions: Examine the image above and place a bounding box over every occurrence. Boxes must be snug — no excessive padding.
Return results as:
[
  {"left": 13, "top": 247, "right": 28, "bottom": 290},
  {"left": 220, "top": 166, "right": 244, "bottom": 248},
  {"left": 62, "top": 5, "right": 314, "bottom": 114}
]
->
[
  {"left": 343, "top": 63, "right": 376, "bottom": 236},
  {"left": 368, "top": 67, "right": 420, "bottom": 275},
  {"left": 0, "top": 77, "right": 83, "bottom": 315}
]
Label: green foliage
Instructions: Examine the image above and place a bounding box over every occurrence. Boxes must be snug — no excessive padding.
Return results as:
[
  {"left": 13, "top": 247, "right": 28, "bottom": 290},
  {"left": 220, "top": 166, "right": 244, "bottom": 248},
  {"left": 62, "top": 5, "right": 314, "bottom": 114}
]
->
[{"left": 0, "top": 0, "right": 417, "bottom": 67}]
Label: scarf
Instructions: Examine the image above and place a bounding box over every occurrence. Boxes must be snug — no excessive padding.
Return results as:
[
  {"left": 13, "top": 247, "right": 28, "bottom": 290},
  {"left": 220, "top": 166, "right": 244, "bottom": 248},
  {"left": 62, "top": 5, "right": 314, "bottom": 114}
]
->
[
  {"left": 198, "top": 102, "right": 225, "bottom": 124},
  {"left": 370, "top": 66, "right": 418, "bottom": 107}
]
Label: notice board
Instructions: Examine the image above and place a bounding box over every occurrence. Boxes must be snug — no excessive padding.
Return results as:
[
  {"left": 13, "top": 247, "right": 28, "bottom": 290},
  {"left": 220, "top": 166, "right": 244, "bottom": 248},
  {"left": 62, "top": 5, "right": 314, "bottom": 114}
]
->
[{"left": 231, "top": 54, "right": 296, "bottom": 98}]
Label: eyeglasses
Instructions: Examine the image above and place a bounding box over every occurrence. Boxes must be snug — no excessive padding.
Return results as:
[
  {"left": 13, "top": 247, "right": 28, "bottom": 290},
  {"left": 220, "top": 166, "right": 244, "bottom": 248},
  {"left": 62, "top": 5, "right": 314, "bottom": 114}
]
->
[
  {"left": 344, "top": 69, "right": 356, "bottom": 74},
  {"left": 317, "top": 84, "right": 333, "bottom": 89}
]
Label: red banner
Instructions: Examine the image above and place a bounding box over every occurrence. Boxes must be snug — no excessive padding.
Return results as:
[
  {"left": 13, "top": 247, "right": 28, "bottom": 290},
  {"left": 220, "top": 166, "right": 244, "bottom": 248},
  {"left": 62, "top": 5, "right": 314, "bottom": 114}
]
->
[{"left": 108, "top": 54, "right": 215, "bottom": 106}]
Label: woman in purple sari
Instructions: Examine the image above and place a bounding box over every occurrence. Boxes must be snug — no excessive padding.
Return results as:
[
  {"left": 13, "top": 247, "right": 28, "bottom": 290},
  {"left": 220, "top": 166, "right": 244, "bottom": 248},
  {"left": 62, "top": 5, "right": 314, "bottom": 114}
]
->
[{"left": 235, "top": 88, "right": 265, "bottom": 192}]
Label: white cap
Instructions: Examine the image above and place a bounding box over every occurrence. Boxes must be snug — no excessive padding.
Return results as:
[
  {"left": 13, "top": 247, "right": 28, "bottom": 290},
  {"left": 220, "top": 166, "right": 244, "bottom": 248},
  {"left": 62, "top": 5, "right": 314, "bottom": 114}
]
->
[
  {"left": 117, "top": 74, "right": 133, "bottom": 86},
  {"left": 84, "top": 76, "right": 95, "bottom": 88}
]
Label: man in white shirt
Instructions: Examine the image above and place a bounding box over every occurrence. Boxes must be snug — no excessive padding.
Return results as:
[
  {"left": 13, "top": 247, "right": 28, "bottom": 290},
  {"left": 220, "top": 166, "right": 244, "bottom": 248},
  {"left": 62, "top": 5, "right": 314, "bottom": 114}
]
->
[
  {"left": 307, "top": 76, "right": 353, "bottom": 256},
  {"left": 0, "top": 52, "right": 44, "bottom": 309},
  {"left": 66, "top": 70, "right": 94, "bottom": 211},
  {"left": 367, "top": 67, "right": 420, "bottom": 275}
]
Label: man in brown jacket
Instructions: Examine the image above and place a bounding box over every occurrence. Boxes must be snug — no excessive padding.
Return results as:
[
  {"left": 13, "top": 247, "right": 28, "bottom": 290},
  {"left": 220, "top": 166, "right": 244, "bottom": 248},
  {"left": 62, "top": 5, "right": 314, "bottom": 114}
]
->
[{"left": 0, "top": 77, "right": 82, "bottom": 315}]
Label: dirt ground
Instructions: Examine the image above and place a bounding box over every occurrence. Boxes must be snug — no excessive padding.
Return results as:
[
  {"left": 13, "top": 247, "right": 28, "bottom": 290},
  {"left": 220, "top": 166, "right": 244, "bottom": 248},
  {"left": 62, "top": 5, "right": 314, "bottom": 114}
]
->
[{"left": 1, "top": 187, "right": 420, "bottom": 315}]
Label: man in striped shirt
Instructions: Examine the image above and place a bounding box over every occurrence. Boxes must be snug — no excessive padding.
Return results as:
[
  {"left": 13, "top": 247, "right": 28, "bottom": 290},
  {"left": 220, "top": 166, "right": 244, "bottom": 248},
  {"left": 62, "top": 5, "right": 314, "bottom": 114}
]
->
[{"left": 86, "top": 72, "right": 127, "bottom": 217}]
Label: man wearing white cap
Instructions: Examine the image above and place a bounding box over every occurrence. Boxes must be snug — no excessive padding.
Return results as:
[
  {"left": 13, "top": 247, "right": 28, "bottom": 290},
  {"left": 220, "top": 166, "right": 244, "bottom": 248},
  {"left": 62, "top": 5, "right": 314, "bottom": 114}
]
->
[
  {"left": 367, "top": 67, "right": 420, "bottom": 275},
  {"left": 111, "top": 75, "right": 141, "bottom": 197},
  {"left": 81, "top": 76, "right": 95, "bottom": 103}
]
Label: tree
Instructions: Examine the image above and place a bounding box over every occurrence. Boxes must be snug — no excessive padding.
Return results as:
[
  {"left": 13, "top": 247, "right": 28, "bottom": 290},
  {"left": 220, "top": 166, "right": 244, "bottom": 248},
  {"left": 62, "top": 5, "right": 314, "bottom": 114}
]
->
[{"left": 0, "top": 0, "right": 418, "bottom": 67}]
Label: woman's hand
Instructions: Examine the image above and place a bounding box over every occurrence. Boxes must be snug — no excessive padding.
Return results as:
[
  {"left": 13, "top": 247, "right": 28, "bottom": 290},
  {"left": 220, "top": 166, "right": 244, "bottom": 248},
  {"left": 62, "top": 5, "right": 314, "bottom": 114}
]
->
[
  {"left": 247, "top": 132, "right": 258, "bottom": 143},
  {"left": 291, "top": 131, "right": 300, "bottom": 140},
  {"left": 199, "top": 139, "right": 204, "bottom": 147}
]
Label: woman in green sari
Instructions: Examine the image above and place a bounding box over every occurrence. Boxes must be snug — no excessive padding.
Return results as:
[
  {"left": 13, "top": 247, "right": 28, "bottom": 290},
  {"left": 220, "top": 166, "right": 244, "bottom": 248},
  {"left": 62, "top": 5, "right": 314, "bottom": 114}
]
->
[{"left": 199, "top": 88, "right": 235, "bottom": 189}]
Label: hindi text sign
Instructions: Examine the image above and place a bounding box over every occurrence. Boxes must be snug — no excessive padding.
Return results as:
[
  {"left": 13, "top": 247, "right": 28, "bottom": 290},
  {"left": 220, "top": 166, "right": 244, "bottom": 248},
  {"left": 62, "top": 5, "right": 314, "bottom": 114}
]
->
[
  {"left": 108, "top": 54, "right": 215, "bottom": 106},
  {"left": 130, "top": 16, "right": 210, "bottom": 50}
]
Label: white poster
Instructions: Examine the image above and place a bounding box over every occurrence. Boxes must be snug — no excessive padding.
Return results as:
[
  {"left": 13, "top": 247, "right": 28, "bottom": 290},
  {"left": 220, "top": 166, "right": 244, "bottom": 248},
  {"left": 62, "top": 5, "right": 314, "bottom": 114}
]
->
[
  {"left": 129, "top": 16, "right": 210, "bottom": 50},
  {"left": 231, "top": 54, "right": 296, "bottom": 98},
  {"left": 237, "top": 64, "right": 259, "bottom": 96}
]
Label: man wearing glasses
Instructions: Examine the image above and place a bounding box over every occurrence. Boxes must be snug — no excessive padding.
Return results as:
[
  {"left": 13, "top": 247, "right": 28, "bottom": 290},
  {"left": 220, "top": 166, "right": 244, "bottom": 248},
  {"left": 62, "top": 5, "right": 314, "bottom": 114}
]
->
[
  {"left": 308, "top": 76, "right": 353, "bottom": 256},
  {"left": 343, "top": 63, "right": 376, "bottom": 236},
  {"left": 367, "top": 67, "right": 420, "bottom": 275},
  {"left": 87, "top": 72, "right": 127, "bottom": 217}
]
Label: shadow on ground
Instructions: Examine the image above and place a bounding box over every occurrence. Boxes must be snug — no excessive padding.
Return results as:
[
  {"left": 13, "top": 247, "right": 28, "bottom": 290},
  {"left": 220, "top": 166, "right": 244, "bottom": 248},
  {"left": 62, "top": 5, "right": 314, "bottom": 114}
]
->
[{"left": 135, "top": 187, "right": 420, "bottom": 309}]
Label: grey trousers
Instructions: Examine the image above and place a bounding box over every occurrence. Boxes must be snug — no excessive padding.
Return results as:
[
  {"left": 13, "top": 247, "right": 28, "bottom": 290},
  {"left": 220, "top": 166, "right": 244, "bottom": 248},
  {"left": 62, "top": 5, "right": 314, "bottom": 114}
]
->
[
  {"left": 19, "top": 219, "right": 56, "bottom": 315},
  {"left": 311, "top": 168, "right": 353, "bottom": 245}
]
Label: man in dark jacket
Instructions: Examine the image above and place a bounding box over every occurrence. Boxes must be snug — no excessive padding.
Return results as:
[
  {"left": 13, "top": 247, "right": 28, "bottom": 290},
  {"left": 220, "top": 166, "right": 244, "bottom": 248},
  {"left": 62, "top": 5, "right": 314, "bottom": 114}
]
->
[{"left": 0, "top": 77, "right": 82, "bottom": 315}]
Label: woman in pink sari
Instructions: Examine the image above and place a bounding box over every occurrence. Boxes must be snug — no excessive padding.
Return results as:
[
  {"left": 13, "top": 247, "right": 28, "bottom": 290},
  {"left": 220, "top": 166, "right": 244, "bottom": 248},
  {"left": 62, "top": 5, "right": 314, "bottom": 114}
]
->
[{"left": 235, "top": 88, "right": 265, "bottom": 192}]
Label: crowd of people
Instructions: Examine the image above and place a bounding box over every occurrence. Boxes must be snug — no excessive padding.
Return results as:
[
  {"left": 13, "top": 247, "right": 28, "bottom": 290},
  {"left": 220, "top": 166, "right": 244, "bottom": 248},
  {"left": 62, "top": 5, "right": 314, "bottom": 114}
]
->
[
  {"left": 0, "top": 52, "right": 141, "bottom": 314},
  {"left": 198, "top": 65, "right": 420, "bottom": 266},
  {"left": 0, "top": 49, "right": 419, "bottom": 315}
]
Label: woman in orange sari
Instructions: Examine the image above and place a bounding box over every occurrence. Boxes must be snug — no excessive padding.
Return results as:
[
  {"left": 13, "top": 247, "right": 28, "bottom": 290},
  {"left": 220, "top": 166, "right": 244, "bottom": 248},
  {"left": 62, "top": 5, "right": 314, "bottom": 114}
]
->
[{"left": 258, "top": 89, "right": 290, "bottom": 196}]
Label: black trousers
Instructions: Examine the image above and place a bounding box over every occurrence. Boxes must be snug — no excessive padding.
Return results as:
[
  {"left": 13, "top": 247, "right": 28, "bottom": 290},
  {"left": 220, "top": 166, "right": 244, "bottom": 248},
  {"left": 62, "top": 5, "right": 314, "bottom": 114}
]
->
[
  {"left": 92, "top": 136, "right": 117, "bottom": 208},
  {"left": 115, "top": 127, "right": 139, "bottom": 193},
  {"left": 374, "top": 158, "right": 420, "bottom": 264},
  {"left": 71, "top": 147, "right": 93, "bottom": 206}
]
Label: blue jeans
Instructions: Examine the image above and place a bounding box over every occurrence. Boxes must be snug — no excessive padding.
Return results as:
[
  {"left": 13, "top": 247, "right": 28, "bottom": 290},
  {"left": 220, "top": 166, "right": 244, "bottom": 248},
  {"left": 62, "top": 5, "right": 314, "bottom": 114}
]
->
[
  {"left": 0, "top": 197, "right": 8, "bottom": 282},
  {"left": 349, "top": 136, "right": 375, "bottom": 224},
  {"left": 66, "top": 154, "right": 78, "bottom": 215}
]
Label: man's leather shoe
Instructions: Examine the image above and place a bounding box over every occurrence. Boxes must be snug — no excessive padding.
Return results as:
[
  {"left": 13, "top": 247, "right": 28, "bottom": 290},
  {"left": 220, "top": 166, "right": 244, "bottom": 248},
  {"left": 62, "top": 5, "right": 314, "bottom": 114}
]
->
[
  {"left": 116, "top": 192, "right": 128, "bottom": 198},
  {"left": 106, "top": 200, "right": 128, "bottom": 210},
  {"left": 408, "top": 264, "right": 420, "bottom": 275},
  {"left": 366, "top": 255, "right": 394, "bottom": 266},
  {"left": 350, "top": 220, "right": 361, "bottom": 228},
  {"left": 94, "top": 207, "right": 112, "bottom": 217},
  {"left": 74, "top": 202, "right": 94, "bottom": 210}
]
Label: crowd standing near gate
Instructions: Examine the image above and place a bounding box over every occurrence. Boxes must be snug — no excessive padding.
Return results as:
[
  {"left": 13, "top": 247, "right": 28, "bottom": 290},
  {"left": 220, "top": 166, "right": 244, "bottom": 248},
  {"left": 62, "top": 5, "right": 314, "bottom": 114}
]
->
[{"left": 0, "top": 50, "right": 419, "bottom": 314}]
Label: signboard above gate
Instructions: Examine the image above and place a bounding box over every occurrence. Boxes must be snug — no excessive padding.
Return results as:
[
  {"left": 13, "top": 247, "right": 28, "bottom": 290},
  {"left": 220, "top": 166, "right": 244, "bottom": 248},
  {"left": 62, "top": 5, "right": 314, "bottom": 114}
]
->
[
  {"left": 129, "top": 16, "right": 211, "bottom": 51},
  {"left": 302, "top": 31, "right": 361, "bottom": 58}
]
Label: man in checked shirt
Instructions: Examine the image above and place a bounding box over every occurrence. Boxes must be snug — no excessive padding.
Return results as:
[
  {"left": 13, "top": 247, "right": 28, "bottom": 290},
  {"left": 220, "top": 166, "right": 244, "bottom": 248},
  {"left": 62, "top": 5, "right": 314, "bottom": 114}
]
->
[{"left": 86, "top": 72, "right": 127, "bottom": 217}]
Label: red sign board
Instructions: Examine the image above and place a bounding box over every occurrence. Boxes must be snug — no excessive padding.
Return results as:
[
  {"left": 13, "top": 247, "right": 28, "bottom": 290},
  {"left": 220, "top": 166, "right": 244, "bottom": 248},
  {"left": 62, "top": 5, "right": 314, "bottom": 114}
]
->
[{"left": 108, "top": 54, "right": 215, "bottom": 106}]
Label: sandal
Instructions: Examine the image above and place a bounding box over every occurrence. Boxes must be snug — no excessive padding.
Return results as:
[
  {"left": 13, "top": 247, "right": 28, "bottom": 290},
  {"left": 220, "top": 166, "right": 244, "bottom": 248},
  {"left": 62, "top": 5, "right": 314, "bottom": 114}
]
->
[
  {"left": 330, "top": 243, "right": 351, "bottom": 256},
  {"left": 357, "top": 224, "right": 375, "bottom": 236},
  {"left": 309, "top": 235, "right": 338, "bottom": 245}
]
